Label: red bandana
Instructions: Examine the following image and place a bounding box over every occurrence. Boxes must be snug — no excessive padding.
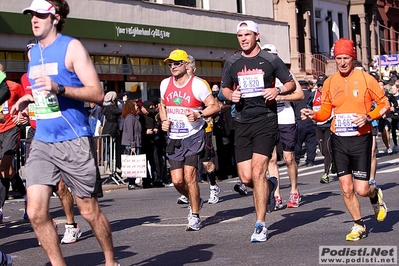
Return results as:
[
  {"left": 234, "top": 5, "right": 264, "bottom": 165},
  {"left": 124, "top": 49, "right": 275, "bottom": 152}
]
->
[{"left": 334, "top": 38, "right": 356, "bottom": 59}]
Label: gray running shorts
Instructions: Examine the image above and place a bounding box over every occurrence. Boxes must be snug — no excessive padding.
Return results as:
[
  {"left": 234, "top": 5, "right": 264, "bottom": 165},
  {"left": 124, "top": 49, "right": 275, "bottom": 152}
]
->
[
  {"left": 167, "top": 129, "right": 205, "bottom": 169},
  {"left": 25, "top": 137, "right": 102, "bottom": 198}
]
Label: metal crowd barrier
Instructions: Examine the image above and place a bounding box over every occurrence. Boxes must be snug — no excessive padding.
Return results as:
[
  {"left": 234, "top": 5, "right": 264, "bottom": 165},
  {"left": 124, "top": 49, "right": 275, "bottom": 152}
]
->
[{"left": 15, "top": 134, "right": 126, "bottom": 186}]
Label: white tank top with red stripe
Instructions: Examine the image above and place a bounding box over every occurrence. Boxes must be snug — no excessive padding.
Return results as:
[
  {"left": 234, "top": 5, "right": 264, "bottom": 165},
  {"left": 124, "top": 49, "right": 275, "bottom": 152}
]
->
[{"left": 160, "top": 76, "right": 210, "bottom": 139}]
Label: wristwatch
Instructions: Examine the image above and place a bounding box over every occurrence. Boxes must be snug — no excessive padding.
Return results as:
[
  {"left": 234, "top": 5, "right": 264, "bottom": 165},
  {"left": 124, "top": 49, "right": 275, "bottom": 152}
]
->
[
  {"left": 57, "top": 85, "right": 66, "bottom": 95},
  {"left": 198, "top": 111, "right": 205, "bottom": 119},
  {"left": 277, "top": 87, "right": 282, "bottom": 95}
]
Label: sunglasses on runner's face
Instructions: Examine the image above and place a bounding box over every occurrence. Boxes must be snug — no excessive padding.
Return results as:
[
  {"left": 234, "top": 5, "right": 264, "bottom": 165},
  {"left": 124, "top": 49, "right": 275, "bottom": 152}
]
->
[
  {"left": 168, "top": 61, "right": 184, "bottom": 68},
  {"left": 30, "top": 12, "right": 51, "bottom": 20}
]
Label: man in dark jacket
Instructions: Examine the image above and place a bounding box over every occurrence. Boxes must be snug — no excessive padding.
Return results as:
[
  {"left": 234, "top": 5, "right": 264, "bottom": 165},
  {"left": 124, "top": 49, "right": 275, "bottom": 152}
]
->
[
  {"left": 101, "top": 91, "right": 122, "bottom": 174},
  {"left": 139, "top": 100, "right": 164, "bottom": 187},
  {"left": 293, "top": 80, "right": 317, "bottom": 166}
]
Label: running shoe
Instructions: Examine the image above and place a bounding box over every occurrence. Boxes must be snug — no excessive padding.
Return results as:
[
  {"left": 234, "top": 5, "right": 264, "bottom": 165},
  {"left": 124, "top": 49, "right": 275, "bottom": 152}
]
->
[
  {"left": 186, "top": 214, "right": 202, "bottom": 231},
  {"left": 368, "top": 179, "right": 376, "bottom": 187},
  {"left": 177, "top": 195, "right": 189, "bottom": 204},
  {"left": 0, "top": 251, "right": 13, "bottom": 266},
  {"left": 61, "top": 224, "right": 82, "bottom": 244},
  {"left": 23, "top": 200, "right": 28, "bottom": 220},
  {"left": 287, "top": 191, "right": 301, "bottom": 208},
  {"left": 234, "top": 183, "right": 247, "bottom": 195},
  {"left": 251, "top": 222, "right": 268, "bottom": 242},
  {"left": 320, "top": 173, "right": 329, "bottom": 184},
  {"left": 208, "top": 184, "right": 221, "bottom": 204},
  {"left": 274, "top": 196, "right": 283, "bottom": 211},
  {"left": 346, "top": 223, "right": 366, "bottom": 241},
  {"left": 387, "top": 147, "right": 393, "bottom": 154},
  {"left": 0, "top": 210, "right": 3, "bottom": 224},
  {"left": 372, "top": 187, "right": 387, "bottom": 222},
  {"left": 266, "top": 177, "right": 278, "bottom": 213}
]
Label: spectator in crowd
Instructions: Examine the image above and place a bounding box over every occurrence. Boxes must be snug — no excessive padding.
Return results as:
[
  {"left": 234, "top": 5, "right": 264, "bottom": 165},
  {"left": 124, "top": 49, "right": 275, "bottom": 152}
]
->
[
  {"left": 89, "top": 102, "right": 103, "bottom": 136},
  {"left": 385, "top": 77, "right": 396, "bottom": 94},
  {"left": 389, "top": 66, "right": 398, "bottom": 81},
  {"left": 294, "top": 80, "right": 317, "bottom": 166},
  {"left": 390, "top": 82, "right": 399, "bottom": 151},
  {"left": 139, "top": 100, "right": 163, "bottom": 188},
  {"left": 102, "top": 91, "right": 122, "bottom": 174},
  {"left": 121, "top": 99, "right": 142, "bottom": 190},
  {"left": 382, "top": 66, "right": 390, "bottom": 80}
]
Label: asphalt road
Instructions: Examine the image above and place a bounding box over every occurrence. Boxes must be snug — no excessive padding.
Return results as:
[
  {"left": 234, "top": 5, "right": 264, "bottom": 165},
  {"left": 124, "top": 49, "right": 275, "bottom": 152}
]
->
[{"left": 1, "top": 145, "right": 398, "bottom": 266}]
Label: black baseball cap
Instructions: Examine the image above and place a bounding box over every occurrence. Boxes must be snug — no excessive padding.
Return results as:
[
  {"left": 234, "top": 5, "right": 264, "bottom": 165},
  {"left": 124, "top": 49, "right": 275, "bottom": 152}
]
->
[
  {"left": 299, "top": 80, "right": 309, "bottom": 86},
  {"left": 317, "top": 74, "right": 328, "bottom": 86}
]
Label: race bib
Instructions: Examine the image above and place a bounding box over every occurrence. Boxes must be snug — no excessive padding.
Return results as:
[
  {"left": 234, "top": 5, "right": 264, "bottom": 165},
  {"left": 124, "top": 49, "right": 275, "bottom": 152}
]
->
[
  {"left": 167, "top": 106, "right": 191, "bottom": 134},
  {"left": 28, "top": 103, "right": 36, "bottom": 121},
  {"left": 335, "top": 113, "right": 358, "bottom": 136},
  {"left": 32, "top": 90, "right": 61, "bottom": 119},
  {"left": 30, "top": 62, "right": 61, "bottom": 119},
  {"left": 238, "top": 73, "right": 264, "bottom": 98}
]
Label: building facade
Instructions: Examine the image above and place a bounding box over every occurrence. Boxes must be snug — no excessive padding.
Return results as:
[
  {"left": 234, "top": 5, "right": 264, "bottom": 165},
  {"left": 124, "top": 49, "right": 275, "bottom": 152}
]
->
[{"left": 0, "top": 0, "right": 290, "bottom": 102}]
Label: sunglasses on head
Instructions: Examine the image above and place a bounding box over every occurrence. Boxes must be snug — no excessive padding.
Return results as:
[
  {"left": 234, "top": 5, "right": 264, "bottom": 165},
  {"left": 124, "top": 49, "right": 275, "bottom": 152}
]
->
[
  {"left": 168, "top": 61, "right": 184, "bottom": 67},
  {"left": 30, "top": 12, "right": 51, "bottom": 20}
]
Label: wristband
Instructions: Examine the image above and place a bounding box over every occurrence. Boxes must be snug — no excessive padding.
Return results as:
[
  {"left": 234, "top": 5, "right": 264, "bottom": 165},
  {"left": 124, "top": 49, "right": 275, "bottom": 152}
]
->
[{"left": 0, "top": 72, "right": 5, "bottom": 83}]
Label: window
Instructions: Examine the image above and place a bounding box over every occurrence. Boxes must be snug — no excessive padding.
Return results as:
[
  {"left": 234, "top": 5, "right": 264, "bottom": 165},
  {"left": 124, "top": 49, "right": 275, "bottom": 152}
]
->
[
  {"left": 315, "top": 10, "right": 321, "bottom": 19},
  {"left": 338, "top": 13, "right": 343, "bottom": 39},
  {"left": 174, "top": 0, "right": 196, "bottom": 7},
  {"left": 237, "top": 0, "right": 242, "bottom": 13},
  {"left": 328, "top": 11, "right": 333, "bottom": 50}
]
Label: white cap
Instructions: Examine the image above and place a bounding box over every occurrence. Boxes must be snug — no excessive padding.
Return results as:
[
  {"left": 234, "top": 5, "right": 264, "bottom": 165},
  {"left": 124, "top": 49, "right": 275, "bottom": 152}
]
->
[
  {"left": 23, "top": 0, "right": 56, "bottom": 15},
  {"left": 261, "top": 44, "right": 278, "bottom": 55},
  {"left": 236, "top": 20, "right": 259, "bottom": 33}
]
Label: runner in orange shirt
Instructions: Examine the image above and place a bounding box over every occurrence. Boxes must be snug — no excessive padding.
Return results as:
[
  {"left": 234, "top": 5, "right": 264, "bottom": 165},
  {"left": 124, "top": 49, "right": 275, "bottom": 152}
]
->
[{"left": 301, "top": 38, "right": 389, "bottom": 241}]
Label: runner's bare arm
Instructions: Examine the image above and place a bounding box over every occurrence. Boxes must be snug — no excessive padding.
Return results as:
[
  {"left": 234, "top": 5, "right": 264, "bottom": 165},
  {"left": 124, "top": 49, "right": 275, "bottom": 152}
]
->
[
  {"left": 198, "top": 94, "right": 220, "bottom": 119},
  {"left": 276, "top": 74, "right": 304, "bottom": 102},
  {"left": 39, "top": 39, "right": 104, "bottom": 104}
]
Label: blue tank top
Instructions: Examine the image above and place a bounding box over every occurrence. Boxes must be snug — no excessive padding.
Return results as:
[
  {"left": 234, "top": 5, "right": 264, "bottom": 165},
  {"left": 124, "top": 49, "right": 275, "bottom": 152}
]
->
[{"left": 28, "top": 34, "right": 92, "bottom": 142}]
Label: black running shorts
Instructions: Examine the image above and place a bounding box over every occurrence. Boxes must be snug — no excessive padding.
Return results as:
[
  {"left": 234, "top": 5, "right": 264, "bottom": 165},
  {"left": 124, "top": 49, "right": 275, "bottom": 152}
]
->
[
  {"left": 234, "top": 118, "right": 278, "bottom": 163},
  {"left": 331, "top": 133, "right": 372, "bottom": 180}
]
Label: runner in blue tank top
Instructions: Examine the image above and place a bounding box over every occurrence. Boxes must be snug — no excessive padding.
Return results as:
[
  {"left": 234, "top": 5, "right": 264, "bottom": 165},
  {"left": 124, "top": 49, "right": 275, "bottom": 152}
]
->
[{"left": 11, "top": 0, "right": 119, "bottom": 265}]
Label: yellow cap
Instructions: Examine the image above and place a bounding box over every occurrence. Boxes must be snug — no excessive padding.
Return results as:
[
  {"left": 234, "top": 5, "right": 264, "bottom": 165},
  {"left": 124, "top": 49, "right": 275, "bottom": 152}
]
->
[{"left": 164, "top": 49, "right": 189, "bottom": 62}]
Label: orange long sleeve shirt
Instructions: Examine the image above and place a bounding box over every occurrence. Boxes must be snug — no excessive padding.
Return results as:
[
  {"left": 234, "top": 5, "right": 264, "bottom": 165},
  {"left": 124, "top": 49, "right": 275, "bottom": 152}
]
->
[{"left": 313, "top": 69, "right": 389, "bottom": 136}]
